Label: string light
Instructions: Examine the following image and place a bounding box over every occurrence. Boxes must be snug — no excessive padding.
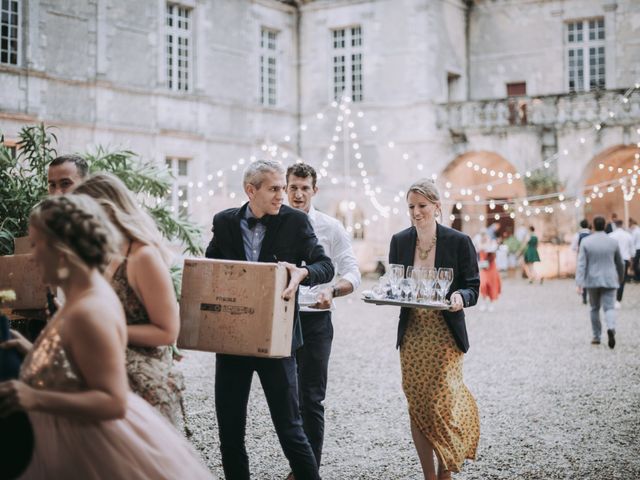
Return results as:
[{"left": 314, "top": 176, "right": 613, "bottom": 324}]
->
[{"left": 179, "top": 83, "right": 639, "bottom": 230}]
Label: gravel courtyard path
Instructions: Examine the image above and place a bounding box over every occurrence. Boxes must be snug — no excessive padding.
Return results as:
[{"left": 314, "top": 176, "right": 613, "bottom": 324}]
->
[{"left": 177, "top": 278, "right": 640, "bottom": 479}]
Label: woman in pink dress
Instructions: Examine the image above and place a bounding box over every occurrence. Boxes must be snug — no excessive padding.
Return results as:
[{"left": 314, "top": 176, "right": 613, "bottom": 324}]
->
[{"left": 0, "top": 194, "right": 213, "bottom": 479}]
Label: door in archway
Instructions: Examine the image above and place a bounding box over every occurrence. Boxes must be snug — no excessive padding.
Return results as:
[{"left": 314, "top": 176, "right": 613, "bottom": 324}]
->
[
  {"left": 451, "top": 203, "right": 463, "bottom": 231},
  {"left": 486, "top": 198, "right": 514, "bottom": 238}
]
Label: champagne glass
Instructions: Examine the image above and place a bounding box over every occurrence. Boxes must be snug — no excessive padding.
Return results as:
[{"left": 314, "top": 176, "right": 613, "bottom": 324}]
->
[
  {"left": 420, "top": 267, "right": 437, "bottom": 303},
  {"left": 299, "top": 285, "right": 320, "bottom": 305},
  {"left": 388, "top": 264, "right": 404, "bottom": 299},
  {"left": 374, "top": 274, "right": 391, "bottom": 299},
  {"left": 437, "top": 268, "right": 454, "bottom": 304},
  {"left": 399, "top": 278, "right": 414, "bottom": 301},
  {"left": 408, "top": 267, "right": 422, "bottom": 301}
]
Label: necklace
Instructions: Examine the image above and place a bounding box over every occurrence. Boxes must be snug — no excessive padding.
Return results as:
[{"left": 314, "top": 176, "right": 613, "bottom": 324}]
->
[{"left": 416, "top": 234, "right": 437, "bottom": 260}]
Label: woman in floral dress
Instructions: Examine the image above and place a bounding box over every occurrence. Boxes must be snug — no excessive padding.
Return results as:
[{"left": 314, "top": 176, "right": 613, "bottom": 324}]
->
[{"left": 74, "top": 173, "right": 184, "bottom": 426}]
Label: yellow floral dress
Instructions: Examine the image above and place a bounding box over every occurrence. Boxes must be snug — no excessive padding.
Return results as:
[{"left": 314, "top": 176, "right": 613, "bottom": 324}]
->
[{"left": 400, "top": 308, "right": 480, "bottom": 472}]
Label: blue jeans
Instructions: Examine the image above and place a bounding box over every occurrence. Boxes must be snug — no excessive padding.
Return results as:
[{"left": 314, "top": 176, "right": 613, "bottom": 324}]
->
[{"left": 587, "top": 288, "right": 616, "bottom": 340}]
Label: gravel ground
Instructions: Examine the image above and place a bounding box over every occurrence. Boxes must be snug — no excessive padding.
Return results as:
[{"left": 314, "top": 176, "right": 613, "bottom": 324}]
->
[{"left": 176, "top": 277, "right": 640, "bottom": 479}]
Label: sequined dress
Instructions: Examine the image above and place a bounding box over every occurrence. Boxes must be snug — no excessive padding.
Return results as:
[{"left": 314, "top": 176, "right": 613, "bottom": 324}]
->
[
  {"left": 18, "top": 321, "right": 213, "bottom": 479},
  {"left": 111, "top": 257, "right": 185, "bottom": 426}
]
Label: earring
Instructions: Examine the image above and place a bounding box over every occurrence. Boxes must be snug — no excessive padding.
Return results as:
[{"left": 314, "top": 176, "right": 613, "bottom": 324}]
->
[
  {"left": 57, "top": 266, "right": 70, "bottom": 280},
  {"left": 57, "top": 257, "right": 70, "bottom": 280}
]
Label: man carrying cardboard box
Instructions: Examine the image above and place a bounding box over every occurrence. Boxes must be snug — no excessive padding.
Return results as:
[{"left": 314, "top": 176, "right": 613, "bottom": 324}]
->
[
  {"left": 285, "top": 163, "right": 361, "bottom": 476},
  {"left": 7, "top": 155, "right": 89, "bottom": 339},
  {"left": 205, "top": 159, "right": 334, "bottom": 480}
]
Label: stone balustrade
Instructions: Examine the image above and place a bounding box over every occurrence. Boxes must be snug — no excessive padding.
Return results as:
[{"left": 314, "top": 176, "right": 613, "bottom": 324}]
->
[{"left": 437, "top": 89, "right": 640, "bottom": 132}]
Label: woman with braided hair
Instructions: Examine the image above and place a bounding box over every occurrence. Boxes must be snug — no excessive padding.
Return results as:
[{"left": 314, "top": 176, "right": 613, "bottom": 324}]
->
[
  {"left": 73, "top": 173, "right": 185, "bottom": 426},
  {"left": 0, "top": 194, "right": 213, "bottom": 478}
]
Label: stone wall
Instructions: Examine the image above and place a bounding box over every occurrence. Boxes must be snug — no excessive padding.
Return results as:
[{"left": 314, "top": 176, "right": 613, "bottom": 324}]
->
[{"left": 1, "top": 0, "right": 638, "bottom": 271}]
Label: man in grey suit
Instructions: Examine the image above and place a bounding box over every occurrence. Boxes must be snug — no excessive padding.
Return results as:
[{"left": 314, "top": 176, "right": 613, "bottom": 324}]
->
[{"left": 576, "top": 215, "right": 624, "bottom": 348}]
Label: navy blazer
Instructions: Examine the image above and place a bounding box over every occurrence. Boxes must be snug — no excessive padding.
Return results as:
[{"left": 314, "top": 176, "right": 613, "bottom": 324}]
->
[
  {"left": 388, "top": 223, "right": 479, "bottom": 353},
  {"left": 205, "top": 203, "right": 335, "bottom": 352}
]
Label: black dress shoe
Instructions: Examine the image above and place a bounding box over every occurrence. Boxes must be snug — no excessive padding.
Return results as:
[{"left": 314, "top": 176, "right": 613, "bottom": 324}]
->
[{"left": 607, "top": 329, "right": 616, "bottom": 349}]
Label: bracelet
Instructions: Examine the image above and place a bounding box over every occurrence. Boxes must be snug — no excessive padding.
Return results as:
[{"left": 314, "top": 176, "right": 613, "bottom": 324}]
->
[{"left": 331, "top": 286, "right": 339, "bottom": 298}]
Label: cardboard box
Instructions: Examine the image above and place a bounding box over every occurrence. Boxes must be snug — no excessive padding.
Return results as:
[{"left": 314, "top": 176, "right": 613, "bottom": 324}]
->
[
  {"left": 0, "top": 254, "right": 48, "bottom": 309},
  {"left": 13, "top": 236, "right": 30, "bottom": 255},
  {"left": 178, "top": 258, "right": 294, "bottom": 358}
]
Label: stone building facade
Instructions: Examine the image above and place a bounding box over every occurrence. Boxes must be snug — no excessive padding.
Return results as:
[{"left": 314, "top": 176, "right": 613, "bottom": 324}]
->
[{"left": 1, "top": 0, "right": 639, "bottom": 269}]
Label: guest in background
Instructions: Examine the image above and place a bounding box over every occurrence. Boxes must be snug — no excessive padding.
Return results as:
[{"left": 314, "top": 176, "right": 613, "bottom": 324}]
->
[
  {"left": 576, "top": 215, "right": 624, "bottom": 349},
  {"left": 630, "top": 218, "right": 640, "bottom": 282},
  {"left": 494, "top": 232, "right": 509, "bottom": 272},
  {"left": 608, "top": 219, "right": 634, "bottom": 309},
  {"left": 388, "top": 178, "right": 479, "bottom": 480},
  {"left": 604, "top": 212, "right": 618, "bottom": 234},
  {"left": 503, "top": 230, "right": 522, "bottom": 276},
  {"left": 571, "top": 219, "right": 592, "bottom": 304},
  {"left": 522, "top": 226, "right": 542, "bottom": 284},
  {"left": 486, "top": 222, "right": 500, "bottom": 241},
  {"left": 0, "top": 194, "right": 212, "bottom": 479},
  {"left": 477, "top": 230, "right": 501, "bottom": 312},
  {"left": 73, "top": 173, "right": 184, "bottom": 426}
]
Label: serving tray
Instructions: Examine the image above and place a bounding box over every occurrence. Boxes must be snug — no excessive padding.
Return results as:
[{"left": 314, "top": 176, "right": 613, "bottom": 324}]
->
[{"left": 362, "top": 296, "right": 450, "bottom": 310}]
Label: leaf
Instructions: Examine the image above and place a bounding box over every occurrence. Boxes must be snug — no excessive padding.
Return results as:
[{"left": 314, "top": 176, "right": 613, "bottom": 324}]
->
[{"left": 1, "top": 124, "right": 203, "bottom": 259}]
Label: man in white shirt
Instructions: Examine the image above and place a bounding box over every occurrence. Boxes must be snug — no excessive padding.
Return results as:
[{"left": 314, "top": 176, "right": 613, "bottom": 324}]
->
[
  {"left": 631, "top": 218, "right": 640, "bottom": 282},
  {"left": 608, "top": 219, "right": 634, "bottom": 308},
  {"left": 285, "top": 163, "right": 361, "bottom": 475}
]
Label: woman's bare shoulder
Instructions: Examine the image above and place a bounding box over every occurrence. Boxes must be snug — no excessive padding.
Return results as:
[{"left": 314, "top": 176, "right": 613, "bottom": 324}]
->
[
  {"left": 63, "top": 289, "right": 125, "bottom": 340},
  {"left": 128, "top": 242, "right": 165, "bottom": 269}
]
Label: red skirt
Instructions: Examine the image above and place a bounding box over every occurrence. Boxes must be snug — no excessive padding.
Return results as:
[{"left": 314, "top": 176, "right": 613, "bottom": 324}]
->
[{"left": 479, "top": 252, "right": 501, "bottom": 301}]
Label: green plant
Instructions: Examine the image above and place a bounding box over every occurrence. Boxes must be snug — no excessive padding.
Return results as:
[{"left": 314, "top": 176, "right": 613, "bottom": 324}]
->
[
  {"left": 0, "top": 124, "right": 203, "bottom": 258},
  {"left": 523, "top": 170, "right": 565, "bottom": 198},
  {"left": 0, "top": 124, "right": 56, "bottom": 253}
]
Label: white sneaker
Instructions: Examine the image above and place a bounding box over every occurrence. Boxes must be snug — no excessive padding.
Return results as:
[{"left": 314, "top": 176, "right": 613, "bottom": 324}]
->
[
  {"left": 614, "top": 301, "right": 621, "bottom": 309},
  {"left": 479, "top": 303, "right": 487, "bottom": 312},
  {"left": 488, "top": 304, "right": 494, "bottom": 312}
]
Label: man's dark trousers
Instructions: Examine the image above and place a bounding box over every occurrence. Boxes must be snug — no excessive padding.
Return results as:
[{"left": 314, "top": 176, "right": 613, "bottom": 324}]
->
[
  {"left": 215, "top": 354, "right": 320, "bottom": 480},
  {"left": 296, "top": 310, "right": 333, "bottom": 467},
  {"left": 617, "top": 260, "right": 629, "bottom": 301}
]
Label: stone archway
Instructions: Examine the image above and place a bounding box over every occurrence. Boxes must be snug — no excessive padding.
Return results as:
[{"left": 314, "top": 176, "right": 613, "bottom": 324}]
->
[
  {"left": 440, "top": 151, "right": 527, "bottom": 237},
  {"left": 580, "top": 144, "right": 640, "bottom": 225}
]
